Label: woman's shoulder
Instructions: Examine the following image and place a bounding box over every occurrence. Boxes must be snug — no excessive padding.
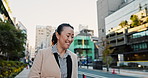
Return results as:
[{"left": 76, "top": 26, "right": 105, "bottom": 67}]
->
[{"left": 37, "top": 47, "right": 52, "bottom": 54}]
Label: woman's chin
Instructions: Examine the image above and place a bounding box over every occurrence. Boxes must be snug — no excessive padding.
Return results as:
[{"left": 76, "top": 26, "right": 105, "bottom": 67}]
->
[{"left": 64, "top": 45, "right": 70, "bottom": 49}]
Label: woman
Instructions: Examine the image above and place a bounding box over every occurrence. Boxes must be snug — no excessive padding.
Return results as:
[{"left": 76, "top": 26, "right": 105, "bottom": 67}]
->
[{"left": 28, "top": 23, "right": 78, "bottom": 78}]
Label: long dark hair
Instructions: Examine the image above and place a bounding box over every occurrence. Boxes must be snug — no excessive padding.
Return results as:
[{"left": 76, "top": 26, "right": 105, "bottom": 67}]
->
[
  {"left": 51, "top": 23, "right": 74, "bottom": 45},
  {"left": 51, "top": 32, "right": 57, "bottom": 45}
]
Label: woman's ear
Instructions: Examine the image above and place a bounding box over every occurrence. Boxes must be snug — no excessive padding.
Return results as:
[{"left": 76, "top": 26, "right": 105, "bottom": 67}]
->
[{"left": 56, "top": 32, "right": 59, "bottom": 39}]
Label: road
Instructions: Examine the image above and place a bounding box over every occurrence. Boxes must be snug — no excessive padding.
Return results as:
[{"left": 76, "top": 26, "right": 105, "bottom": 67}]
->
[
  {"left": 78, "top": 68, "right": 138, "bottom": 78},
  {"left": 15, "top": 68, "right": 147, "bottom": 78}
]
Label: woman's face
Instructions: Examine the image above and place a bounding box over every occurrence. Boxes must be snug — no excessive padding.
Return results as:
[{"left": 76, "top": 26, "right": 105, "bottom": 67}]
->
[{"left": 56, "top": 26, "right": 74, "bottom": 49}]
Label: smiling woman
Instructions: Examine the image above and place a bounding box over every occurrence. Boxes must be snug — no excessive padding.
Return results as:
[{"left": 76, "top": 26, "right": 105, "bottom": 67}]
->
[{"left": 28, "top": 23, "right": 78, "bottom": 78}]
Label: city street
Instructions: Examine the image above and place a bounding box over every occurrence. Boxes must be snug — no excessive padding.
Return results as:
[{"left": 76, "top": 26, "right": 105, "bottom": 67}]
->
[
  {"left": 15, "top": 67, "right": 148, "bottom": 78},
  {"left": 78, "top": 68, "right": 137, "bottom": 78},
  {"left": 1, "top": 0, "right": 148, "bottom": 78},
  {"left": 79, "top": 66, "right": 148, "bottom": 78}
]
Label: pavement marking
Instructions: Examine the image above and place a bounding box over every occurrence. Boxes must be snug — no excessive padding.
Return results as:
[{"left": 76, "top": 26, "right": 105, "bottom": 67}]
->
[{"left": 79, "top": 71, "right": 108, "bottom": 78}]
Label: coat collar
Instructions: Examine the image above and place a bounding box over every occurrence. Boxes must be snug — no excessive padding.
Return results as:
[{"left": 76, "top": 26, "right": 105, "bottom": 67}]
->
[{"left": 52, "top": 44, "right": 69, "bottom": 58}]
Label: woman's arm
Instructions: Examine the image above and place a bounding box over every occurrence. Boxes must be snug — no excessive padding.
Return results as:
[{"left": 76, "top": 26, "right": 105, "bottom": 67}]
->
[
  {"left": 75, "top": 55, "right": 78, "bottom": 78},
  {"left": 28, "top": 50, "right": 43, "bottom": 78}
]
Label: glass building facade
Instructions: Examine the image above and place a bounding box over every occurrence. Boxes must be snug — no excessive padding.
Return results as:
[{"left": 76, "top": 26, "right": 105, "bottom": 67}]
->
[
  {"left": 130, "top": 30, "right": 148, "bottom": 39},
  {"left": 128, "top": 30, "right": 148, "bottom": 51}
]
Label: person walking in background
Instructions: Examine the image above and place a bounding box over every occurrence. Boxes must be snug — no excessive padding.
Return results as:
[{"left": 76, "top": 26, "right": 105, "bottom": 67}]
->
[
  {"left": 28, "top": 23, "right": 78, "bottom": 78},
  {"left": 28, "top": 59, "right": 32, "bottom": 68}
]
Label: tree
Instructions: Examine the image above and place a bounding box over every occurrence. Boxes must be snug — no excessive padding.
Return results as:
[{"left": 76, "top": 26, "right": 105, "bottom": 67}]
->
[
  {"left": 0, "top": 21, "right": 26, "bottom": 61},
  {"left": 102, "top": 43, "right": 114, "bottom": 72}
]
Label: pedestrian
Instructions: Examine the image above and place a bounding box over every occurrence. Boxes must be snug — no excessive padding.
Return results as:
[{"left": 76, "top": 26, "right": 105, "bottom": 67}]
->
[
  {"left": 28, "top": 60, "right": 32, "bottom": 68},
  {"left": 28, "top": 23, "right": 78, "bottom": 78}
]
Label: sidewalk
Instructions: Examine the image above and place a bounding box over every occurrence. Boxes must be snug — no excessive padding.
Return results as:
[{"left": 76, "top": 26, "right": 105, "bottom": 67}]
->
[
  {"left": 104, "top": 68, "right": 148, "bottom": 78},
  {"left": 81, "top": 66, "right": 148, "bottom": 78},
  {"left": 15, "top": 68, "right": 30, "bottom": 78}
]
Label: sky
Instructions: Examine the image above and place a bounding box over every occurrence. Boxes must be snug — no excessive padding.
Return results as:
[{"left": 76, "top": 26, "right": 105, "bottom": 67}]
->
[{"left": 8, "top": 0, "right": 98, "bottom": 48}]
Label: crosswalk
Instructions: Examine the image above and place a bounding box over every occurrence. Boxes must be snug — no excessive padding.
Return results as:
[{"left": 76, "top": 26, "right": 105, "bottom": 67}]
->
[{"left": 79, "top": 71, "right": 108, "bottom": 78}]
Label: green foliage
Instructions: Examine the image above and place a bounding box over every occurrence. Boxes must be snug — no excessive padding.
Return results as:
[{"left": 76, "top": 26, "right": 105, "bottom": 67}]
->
[
  {"left": 102, "top": 45, "right": 114, "bottom": 64},
  {"left": 0, "top": 18, "right": 2, "bottom": 22},
  {"left": 146, "top": 18, "right": 148, "bottom": 23},
  {"left": 119, "top": 20, "right": 128, "bottom": 28},
  {"left": 0, "top": 21, "right": 26, "bottom": 61},
  {"left": 102, "top": 43, "right": 114, "bottom": 71},
  {"left": 130, "top": 15, "right": 141, "bottom": 27},
  {"left": 0, "top": 60, "right": 26, "bottom": 77},
  {"left": 3, "top": 0, "right": 12, "bottom": 13}
]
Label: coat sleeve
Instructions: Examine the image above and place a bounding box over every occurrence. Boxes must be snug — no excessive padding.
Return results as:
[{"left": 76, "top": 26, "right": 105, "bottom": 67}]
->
[
  {"left": 72, "top": 54, "right": 78, "bottom": 78},
  {"left": 75, "top": 55, "right": 78, "bottom": 78},
  {"left": 28, "top": 50, "right": 43, "bottom": 78}
]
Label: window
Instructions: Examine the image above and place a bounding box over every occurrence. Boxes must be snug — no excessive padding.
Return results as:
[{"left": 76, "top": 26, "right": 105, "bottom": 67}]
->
[
  {"left": 146, "top": 30, "right": 148, "bottom": 36},
  {"left": 102, "top": 29, "right": 104, "bottom": 32},
  {"left": 132, "top": 30, "right": 147, "bottom": 39},
  {"left": 84, "top": 40, "right": 89, "bottom": 45},
  {"left": 132, "top": 43, "right": 148, "bottom": 51},
  {"left": 78, "top": 40, "right": 82, "bottom": 45}
]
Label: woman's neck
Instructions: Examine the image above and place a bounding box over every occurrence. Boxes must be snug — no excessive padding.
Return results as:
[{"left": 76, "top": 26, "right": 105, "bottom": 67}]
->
[{"left": 56, "top": 44, "right": 66, "bottom": 57}]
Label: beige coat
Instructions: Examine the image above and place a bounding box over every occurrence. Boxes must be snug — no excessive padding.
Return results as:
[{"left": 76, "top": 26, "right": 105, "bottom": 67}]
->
[{"left": 28, "top": 47, "right": 78, "bottom": 78}]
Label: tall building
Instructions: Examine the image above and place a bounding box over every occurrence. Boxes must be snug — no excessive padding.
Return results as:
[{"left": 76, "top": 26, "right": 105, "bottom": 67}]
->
[
  {"left": 35, "top": 25, "right": 55, "bottom": 51},
  {"left": 96, "top": 0, "right": 132, "bottom": 60},
  {"left": 105, "top": 0, "right": 148, "bottom": 66}
]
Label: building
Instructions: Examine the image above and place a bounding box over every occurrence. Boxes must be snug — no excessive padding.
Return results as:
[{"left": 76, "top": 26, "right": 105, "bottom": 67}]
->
[
  {"left": 96, "top": 0, "right": 133, "bottom": 60},
  {"left": 35, "top": 25, "right": 55, "bottom": 51},
  {"left": 79, "top": 24, "right": 88, "bottom": 32},
  {"left": 29, "top": 46, "right": 35, "bottom": 60},
  {"left": 105, "top": 0, "right": 148, "bottom": 34},
  {"left": 0, "top": 0, "right": 14, "bottom": 25},
  {"left": 16, "top": 21, "right": 28, "bottom": 56},
  {"left": 97, "top": 0, "right": 148, "bottom": 67},
  {"left": 69, "top": 29, "right": 99, "bottom": 64},
  {"left": 106, "top": 8, "right": 148, "bottom": 66},
  {"left": 0, "top": 0, "right": 29, "bottom": 62}
]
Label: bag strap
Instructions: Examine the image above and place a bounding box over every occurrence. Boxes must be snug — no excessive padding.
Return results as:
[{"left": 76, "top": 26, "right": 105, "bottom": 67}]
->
[
  {"left": 67, "top": 55, "right": 72, "bottom": 78},
  {"left": 53, "top": 53, "right": 60, "bottom": 68}
]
